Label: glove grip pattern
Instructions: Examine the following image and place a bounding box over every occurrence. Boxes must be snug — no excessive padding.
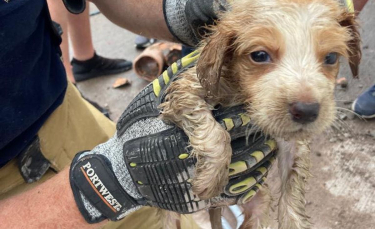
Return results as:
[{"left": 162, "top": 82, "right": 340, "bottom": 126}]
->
[
  {"left": 124, "top": 127, "right": 209, "bottom": 214},
  {"left": 117, "top": 51, "right": 200, "bottom": 136}
]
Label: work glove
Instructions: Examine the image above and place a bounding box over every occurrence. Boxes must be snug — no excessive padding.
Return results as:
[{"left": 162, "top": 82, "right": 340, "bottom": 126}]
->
[
  {"left": 69, "top": 52, "right": 278, "bottom": 224},
  {"left": 164, "top": 0, "right": 231, "bottom": 47}
]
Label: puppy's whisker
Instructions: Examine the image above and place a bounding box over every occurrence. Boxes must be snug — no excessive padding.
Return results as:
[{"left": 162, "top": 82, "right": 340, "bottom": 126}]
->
[
  {"left": 336, "top": 107, "right": 365, "bottom": 121},
  {"left": 330, "top": 120, "right": 344, "bottom": 134},
  {"left": 334, "top": 99, "right": 352, "bottom": 102},
  {"left": 330, "top": 120, "right": 342, "bottom": 131},
  {"left": 332, "top": 116, "right": 350, "bottom": 134},
  {"left": 334, "top": 110, "right": 355, "bottom": 131},
  {"left": 245, "top": 124, "right": 253, "bottom": 146},
  {"left": 247, "top": 123, "right": 262, "bottom": 144},
  {"left": 333, "top": 115, "right": 346, "bottom": 127}
]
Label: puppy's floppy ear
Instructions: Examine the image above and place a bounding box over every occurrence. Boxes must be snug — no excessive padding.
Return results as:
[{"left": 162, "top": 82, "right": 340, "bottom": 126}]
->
[
  {"left": 196, "top": 27, "right": 235, "bottom": 96},
  {"left": 339, "top": 12, "right": 361, "bottom": 78}
]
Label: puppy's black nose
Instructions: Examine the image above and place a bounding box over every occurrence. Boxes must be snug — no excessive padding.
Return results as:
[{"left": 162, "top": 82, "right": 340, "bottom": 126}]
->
[{"left": 289, "top": 102, "right": 320, "bottom": 124}]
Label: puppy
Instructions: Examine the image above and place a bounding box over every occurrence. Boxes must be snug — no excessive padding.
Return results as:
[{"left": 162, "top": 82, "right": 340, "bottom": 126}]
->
[{"left": 160, "top": 0, "right": 361, "bottom": 228}]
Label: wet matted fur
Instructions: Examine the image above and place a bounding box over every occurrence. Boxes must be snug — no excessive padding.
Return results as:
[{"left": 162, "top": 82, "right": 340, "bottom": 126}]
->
[{"left": 160, "top": 0, "right": 361, "bottom": 228}]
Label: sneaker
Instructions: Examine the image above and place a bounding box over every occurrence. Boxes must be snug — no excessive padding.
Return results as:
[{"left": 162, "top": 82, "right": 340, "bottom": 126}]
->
[
  {"left": 352, "top": 84, "right": 375, "bottom": 118},
  {"left": 135, "top": 35, "right": 156, "bottom": 49},
  {"left": 71, "top": 52, "right": 132, "bottom": 82}
]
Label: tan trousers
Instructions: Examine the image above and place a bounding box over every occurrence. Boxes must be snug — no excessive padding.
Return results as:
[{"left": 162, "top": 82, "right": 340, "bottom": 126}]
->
[{"left": 0, "top": 82, "right": 199, "bottom": 229}]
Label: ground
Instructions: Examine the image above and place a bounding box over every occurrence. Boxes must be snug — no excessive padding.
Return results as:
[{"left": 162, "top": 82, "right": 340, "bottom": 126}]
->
[{"left": 78, "top": 3, "right": 375, "bottom": 229}]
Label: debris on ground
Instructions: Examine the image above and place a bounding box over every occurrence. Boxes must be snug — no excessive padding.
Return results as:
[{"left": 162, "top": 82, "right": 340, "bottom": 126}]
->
[
  {"left": 368, "top": 130, "right": 375, "bottom": 138},
  {"left": 113, "top": 78, "right": 131, "bottom": 88},
  {"left": 347, "top": 112, "right": 356, "bottom": 120},
  {"left": 339, "top": 113, "right": 348, "bottom": 120},
  {"left": 336, "top": 77, "right": 348, "bottom": 88},
  {"left": 133, "top": 42, "right": 182, "bottom": 81},
  {"left": 329, "top": 137, "right": 337, "bottom": 143}
]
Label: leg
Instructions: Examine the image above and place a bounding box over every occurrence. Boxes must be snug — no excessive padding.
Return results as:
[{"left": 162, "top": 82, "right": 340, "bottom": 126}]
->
[
  {"left": 277, "top": 140, "right": 312, "bottom": 229},
  {"left": 48, "top": 1, "right": 132, "bottom": 83},
  {"left": 0, "top": 82, "right": 115, "bottom": 197},
  {"left": 47, "top": 0, "right": 75, "bottom": 83},
  {"left": 157, "top": 210, "right": 180, "bottom": 229},
  {"left": 209, "top": 208, "right": 223, "bottom": 229},
  {"left": 240, "top": 186, "right": 272, "bottom": 229},
  {"left": 67, "top": 2, "right": 132, "bottom": 82},
  {"left": 67, "top": 3, "right": 95, "bottom": 61},
  {"left": 160, "top": 73, "right": 232, "bottom": 199}
]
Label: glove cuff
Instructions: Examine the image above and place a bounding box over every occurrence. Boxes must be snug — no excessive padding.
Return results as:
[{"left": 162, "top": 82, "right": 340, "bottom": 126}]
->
[
  {"left": 163, "top": 0, "right": 199, "bottom": 47},
  {"left": 70, "top": 152, "right": 140, "bottom": 223}
]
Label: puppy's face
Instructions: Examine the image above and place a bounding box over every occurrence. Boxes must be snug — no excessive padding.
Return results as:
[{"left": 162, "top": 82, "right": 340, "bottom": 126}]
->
[{"left": 197, "top": 0, "right": 361, "bottom": 139}]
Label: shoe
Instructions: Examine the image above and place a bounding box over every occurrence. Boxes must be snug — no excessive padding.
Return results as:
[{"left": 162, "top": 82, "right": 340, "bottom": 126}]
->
[
  {"left": 135, "top": 35, "right": 156, "bottom": 49},
  {"left": 352, "top": 84, "right": 375, "bottom": 118},
  {"left": 71, "top": 52, "right": 132, "bottom": 82}
]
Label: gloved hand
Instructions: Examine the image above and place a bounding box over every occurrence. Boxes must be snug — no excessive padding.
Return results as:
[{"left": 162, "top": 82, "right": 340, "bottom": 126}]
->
[
  {"left": 164, "top": 0, "right": 231, "bottom": 46},
  {"left": 70, "top": 107, "right": 277, "bottom": 223},
  {"left": 69, "top": 52, "right": 277, "bottom": 223}
]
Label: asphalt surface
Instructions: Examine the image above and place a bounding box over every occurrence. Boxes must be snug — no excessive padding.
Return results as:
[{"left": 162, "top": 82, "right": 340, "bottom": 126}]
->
[{"left": 78, "top": 2, "right": 375, "bottom": 229}]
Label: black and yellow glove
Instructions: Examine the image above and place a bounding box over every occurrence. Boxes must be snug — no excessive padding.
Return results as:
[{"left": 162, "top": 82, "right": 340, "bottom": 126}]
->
[
  {"left": 70, "top": 51, "right": 277, "bottom": 223},
  {"left": 123, "top": 104, "right": 277, "bottom": 212},
  {"left": 70, "top": 104, "right": 277, "bottom": 223},
  {"left": 164, "top": 0, "right": 230, "bottom": 46}
]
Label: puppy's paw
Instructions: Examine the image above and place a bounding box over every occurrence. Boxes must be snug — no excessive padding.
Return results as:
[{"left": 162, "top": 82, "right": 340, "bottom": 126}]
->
[
  {"left": 191, "top": 128, "right": 232, "bottom": 199},
  {"left": 192, "top": 159, "right": 230, "bottom": 199}
]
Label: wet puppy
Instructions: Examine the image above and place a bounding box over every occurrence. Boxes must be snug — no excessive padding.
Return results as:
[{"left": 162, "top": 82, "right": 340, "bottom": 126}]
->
[{"left": 160, "top": 0, "right": 361, "bottom": 228}]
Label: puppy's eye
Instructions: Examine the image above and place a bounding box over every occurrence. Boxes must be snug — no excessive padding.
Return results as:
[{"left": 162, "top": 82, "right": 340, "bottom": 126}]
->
[
  {"left": 324, "top": 52, "right": 338, "bottom": 65},
  {"left": 250, "top": 51, "right": 271, "bottom": 63}
]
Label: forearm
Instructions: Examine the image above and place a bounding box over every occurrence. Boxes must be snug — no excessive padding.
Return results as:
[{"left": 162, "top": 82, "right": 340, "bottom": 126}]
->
[
  {"left": 86, "top": 0, "right": 368, "bottom": 45},
  {"left": 90, "top": 0, "right": 175, "bottom": 41},
  {"left": 0, "top": 168, "right": 105, "bottom": 229}
]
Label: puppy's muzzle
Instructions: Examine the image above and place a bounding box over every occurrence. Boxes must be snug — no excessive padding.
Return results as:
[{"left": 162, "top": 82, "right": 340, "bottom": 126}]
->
[{"left": 289, "top": 102, "right": 320, "bottom": 124}]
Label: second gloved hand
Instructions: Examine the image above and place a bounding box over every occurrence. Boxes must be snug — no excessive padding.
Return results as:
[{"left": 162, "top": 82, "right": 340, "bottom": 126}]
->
[
  {"left": 164, "top": 0, "right": 231, "bottom": 46},
  {"left": 69, "top": 53, "right": 277, "bottom": 223},
  {"left": 70, "top": 104, "right": 277, "bottom": 224}
]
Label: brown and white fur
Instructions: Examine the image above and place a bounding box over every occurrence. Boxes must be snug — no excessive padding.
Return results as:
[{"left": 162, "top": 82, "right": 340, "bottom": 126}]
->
[{"left": 160, "top": 0, "right": 361, "bottom": 228}]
